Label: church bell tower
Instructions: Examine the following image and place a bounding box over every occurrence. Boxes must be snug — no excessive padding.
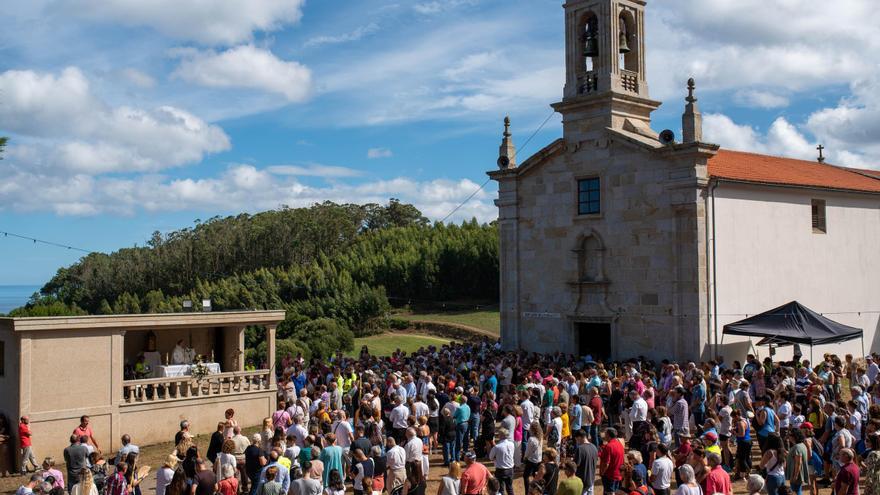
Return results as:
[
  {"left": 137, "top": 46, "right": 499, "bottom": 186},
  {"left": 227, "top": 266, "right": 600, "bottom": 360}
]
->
[{"left": 554, "top": 0, "right": 660, "bottom": 133}]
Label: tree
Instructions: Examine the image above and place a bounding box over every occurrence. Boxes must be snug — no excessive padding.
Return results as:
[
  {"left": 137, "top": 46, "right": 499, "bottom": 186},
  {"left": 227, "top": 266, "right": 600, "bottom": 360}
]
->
[{"left": 0, "top": 137, "right": 7, "bottom": 159}]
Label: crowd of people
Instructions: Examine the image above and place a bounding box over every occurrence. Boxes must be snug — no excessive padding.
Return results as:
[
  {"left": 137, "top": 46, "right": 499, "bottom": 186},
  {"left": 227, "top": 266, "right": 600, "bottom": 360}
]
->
[{"left": 5, "top": 338, "right": 880, "bottom": 495}]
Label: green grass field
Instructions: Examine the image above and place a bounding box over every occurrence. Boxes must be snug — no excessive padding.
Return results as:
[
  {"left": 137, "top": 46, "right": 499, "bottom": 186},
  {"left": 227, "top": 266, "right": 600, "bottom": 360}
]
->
[
  {"left": 348, "top": 333, "right": 452, "bottom": 357},
  {"left": 400, "top": 309, "right": 500, "bottom": 335}
]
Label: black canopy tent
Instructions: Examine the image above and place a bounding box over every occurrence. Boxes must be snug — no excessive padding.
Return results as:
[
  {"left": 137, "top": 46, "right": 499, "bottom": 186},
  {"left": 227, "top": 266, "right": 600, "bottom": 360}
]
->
[{"left": 722, "top": 301, "right": 864, "bottom": 361}]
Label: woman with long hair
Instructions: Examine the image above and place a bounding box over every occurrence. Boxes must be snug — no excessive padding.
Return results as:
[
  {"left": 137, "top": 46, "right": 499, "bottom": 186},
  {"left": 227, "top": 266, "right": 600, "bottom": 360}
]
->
[
  {"left": 436, "top": 462, "right": 460, "bottom": 495},
  {"left": 71, "top": 468, "right": 98, "bottom": 495},
  {"left": 155, "top": 455, "right": 178, "bottom": 495},
  {"left": 124, "top": 452, "right": 147, "bottom": 495},
  {"left": 523, "top": 423, "right": 544, "bottom": 492},
  {"left": 759, "top": 433, "right": 786, "bottom": 495},
  {"left": 165, "top": 468, "right": 188, "bottom": 495}
]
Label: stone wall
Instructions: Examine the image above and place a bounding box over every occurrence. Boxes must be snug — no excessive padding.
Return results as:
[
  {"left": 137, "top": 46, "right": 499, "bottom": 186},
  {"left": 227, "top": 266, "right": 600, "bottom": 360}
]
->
[{"left": 498, "top": 134, "right": 711, "bottom": 361}]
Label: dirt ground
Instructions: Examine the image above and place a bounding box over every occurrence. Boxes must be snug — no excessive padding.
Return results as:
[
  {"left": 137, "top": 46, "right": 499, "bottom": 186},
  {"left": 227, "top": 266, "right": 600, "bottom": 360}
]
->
[{"left": 0, "top": 427, "right": 848, "bottom": 495}]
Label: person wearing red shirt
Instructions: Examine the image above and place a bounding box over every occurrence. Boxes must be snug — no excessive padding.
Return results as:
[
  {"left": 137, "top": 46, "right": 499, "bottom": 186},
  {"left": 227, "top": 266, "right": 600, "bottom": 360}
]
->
[
  {"left": 459, "top": 451, "right": 489, "bottom": 495},
  {"left": 834, "top": 449, "right": 859, "bottom": 495},
  {"left": 704, "top": 453, "right": 732, "bottom": 495},
  {"left": 18, "top": 416, "right": 37, "bottom": 473},
  {"left": 72, "top": 416, "right": 99, "bottom": 452},
  {"left": 599, "top": 428, "right": 624, "bottom": 493},
  {"left": 588, "top": 388, "right": 604, "bottom": 446}
]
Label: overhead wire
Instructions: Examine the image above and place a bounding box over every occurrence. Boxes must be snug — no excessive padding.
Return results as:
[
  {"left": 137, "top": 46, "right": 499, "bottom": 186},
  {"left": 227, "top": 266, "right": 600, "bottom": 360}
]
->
[
  {"left": 1, "top": 230, "right": 95, "bottom": 254},
  {"left": 440, "top": 109, "right": 558, "bottom": 223}
]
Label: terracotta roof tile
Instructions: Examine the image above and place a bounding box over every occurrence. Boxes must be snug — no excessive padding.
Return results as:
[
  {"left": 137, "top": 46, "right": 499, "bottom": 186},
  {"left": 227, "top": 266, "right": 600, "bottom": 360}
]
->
[
  {"left": 846, "top": 167, "right": 880, "bottom": 180},
  {"left": 708, "top": 149, "right": 880, "bottom": 194}
]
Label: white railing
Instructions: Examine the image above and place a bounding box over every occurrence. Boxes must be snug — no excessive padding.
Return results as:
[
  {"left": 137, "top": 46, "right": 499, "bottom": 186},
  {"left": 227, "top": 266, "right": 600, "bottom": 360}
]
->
[{"left": 122, "top": 370, "right": 271, "bottom": 404}]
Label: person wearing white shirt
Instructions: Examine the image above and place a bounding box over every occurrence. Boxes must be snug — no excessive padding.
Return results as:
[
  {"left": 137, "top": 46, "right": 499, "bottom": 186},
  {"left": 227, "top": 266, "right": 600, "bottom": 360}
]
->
[
  {"left": 390, "top": 398, "right": 410, "bottom": 445},
  {"left": 290, "top": 417, "right": 308, "bottom": 448},
  {"left": 650, "top": 445, "right": 674, "bottom": 495},
  {"left": 867, "top": 356, "right": 880, "bottom": 385},
  {"left": 403, "top": 428, "right": 423, "bottom": 464},
  {"left": 413, "top": 399, "right": 430, "bottom": 421},
  {"left": 629, "top": 391, "right": 648, "bottom": 422},
  {"left": 489, "top": 431, "right": 516, "bottom": 495}
]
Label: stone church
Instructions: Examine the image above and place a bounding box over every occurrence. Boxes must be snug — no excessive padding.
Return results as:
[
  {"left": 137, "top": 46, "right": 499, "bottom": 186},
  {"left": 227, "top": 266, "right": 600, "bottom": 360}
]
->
[{"left": 489, "top": 0, "right": 880, "bottom": 361}]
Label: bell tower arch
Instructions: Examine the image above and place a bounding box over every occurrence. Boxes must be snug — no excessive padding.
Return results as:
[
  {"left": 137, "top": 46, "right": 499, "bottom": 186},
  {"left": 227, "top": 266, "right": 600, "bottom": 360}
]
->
[{"left": 557, "top": 0, "right": 659, "bottom": 133}]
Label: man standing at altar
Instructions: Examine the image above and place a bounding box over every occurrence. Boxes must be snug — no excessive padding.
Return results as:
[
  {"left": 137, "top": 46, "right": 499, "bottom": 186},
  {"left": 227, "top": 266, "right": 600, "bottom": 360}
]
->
[{"left": 172, "top": 339, "right": 189, "bottom": 365}]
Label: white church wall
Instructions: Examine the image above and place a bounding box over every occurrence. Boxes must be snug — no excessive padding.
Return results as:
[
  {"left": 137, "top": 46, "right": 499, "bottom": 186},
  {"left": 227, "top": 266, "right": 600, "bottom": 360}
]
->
[{"left": 712, "top": 182, "right": 880, "bottom": 362}]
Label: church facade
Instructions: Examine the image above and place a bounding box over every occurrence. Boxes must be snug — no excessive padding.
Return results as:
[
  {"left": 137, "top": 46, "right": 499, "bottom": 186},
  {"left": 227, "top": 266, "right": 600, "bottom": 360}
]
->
[{"left": 489, "top": 0, "right": 880, "bottom": 361}]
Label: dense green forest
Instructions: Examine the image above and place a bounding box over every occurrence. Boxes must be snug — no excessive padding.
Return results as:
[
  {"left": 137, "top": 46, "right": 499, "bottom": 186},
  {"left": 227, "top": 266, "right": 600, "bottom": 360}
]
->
[{"left": 8, "top": 200, "right": 499, "bottom": 361}]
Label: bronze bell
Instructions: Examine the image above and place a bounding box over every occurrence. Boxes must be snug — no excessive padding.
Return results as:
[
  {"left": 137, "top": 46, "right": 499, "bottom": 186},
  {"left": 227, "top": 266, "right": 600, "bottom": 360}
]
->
[
  {"left": 619, "top": 29, "right": 631, "bottom": 54},
  {"left": 584, "top": 32, "right": 599, "bottom": 58}
]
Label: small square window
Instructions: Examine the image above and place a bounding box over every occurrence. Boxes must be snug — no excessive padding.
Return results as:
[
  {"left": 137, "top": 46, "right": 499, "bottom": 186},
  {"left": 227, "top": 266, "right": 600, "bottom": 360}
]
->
[
  {"left": 577, "top": 178, "right": 600, "bottom": 215},
  {"left": 811, "top": 199, "right": 826, "bottom": 234}
]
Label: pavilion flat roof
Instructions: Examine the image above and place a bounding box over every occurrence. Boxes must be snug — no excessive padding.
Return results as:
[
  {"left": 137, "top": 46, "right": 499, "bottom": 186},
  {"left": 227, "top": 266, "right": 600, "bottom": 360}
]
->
[{"left": 0, "top": 310, "right": 286, "bottom": 333}]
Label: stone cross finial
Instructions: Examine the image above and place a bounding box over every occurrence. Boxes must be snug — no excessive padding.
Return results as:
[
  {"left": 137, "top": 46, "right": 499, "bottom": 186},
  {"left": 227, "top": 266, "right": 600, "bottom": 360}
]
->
[
  {"left": 817, "top": 144, "right": 825, "bottom": 163},
  {"left": 682, "top": 77, "right": 702, "bottom": 143},
  {"left": 498, "top": 115, "right": 516, "bottom": 169},
  {"left": 686, "top": 78, "right": 697, "bottom": 103}
]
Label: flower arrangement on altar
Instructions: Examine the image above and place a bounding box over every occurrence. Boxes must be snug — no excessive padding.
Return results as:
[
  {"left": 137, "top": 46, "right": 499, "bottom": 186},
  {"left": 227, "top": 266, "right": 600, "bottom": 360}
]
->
[{"left": 190, "top": 354, "right": 211, "bottom": 382}]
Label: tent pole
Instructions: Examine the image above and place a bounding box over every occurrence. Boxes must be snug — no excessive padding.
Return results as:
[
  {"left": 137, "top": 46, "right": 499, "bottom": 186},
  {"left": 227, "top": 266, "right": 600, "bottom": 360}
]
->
[
  {"left": 810, "top": 345, "right": 813, "bottom": 365},
  {"left": 862, "top": 335, "right": 866, "bottom": 358}
]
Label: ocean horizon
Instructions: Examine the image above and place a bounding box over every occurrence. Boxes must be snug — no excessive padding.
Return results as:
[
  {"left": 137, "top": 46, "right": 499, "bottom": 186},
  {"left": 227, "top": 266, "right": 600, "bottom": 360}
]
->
[{"left": 0, "top": 284, "right": 41, "bottom": 314}]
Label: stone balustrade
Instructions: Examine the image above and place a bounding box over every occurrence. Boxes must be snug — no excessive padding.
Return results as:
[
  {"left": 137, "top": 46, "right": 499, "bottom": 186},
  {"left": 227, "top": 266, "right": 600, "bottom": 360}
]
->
[{"left": 122, "top": 370, "right": 271, "bottom": 404}]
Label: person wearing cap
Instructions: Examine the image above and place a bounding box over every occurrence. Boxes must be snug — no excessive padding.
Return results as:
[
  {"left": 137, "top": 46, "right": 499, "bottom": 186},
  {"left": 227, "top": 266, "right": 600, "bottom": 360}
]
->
[
  {"left": 702, "top": 431, "right": 721, "bottom": 457},
  {"left": 458, "top": 452, "right": 489, "bottom": 495}
]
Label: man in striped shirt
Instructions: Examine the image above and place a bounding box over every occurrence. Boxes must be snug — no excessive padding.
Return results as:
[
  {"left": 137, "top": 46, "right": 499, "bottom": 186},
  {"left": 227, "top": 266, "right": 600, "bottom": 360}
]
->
[{"left": 669, "top": 387, "right": 690, "bottom": 447}]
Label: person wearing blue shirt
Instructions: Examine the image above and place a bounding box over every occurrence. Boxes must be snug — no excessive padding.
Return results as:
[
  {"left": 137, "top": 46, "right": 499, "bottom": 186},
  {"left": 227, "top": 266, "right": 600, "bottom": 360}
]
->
[
  {"left": 453, "top": 396, "right": 470, "bottom": 461},
  {"left": 484, "top": 372, "right": 498, "bottom": 397},
  {"left": 256, "top": 451, "right": 290, "bottom": 494},
  {"left": 755, "top": 395, "right": 777, "bottom": 452},
  {"left": 691, "top": 376, "right": 707, "bottom": 427}
]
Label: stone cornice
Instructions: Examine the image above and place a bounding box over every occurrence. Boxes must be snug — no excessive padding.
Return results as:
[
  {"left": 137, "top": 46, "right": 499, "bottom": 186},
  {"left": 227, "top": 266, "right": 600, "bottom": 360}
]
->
[{"left": 2, "top": 310, "right": 286, "bottom": 333}]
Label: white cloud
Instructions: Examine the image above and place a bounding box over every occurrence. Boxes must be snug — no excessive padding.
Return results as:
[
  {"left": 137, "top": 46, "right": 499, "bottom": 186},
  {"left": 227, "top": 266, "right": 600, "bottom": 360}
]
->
[
  {"left": 267, "top": 163, "right": 364, "bottom": 178},
  {"left": 733, "top": 90, "right": 790, "bottom": 109},
  {"left": 704, "top": 114, "right": 816, "bottom": 161},
  {"left": 413, "top": 0, "right": 478, "bottom": 15},
  {"left": 0, "top": 164, "right": 496, "bottom": 222},
  {"left": 120, "top": 68, "right": 156, "bottom": 88},
  {"left": 805, "top": 77, "right": 880, "bottom": 169},
  {"left": 647, "top": 0, "right": 880, "bottom": 100},
  {"left": 0, "top": 67, "right": 230, "bottom": 174},
  {"left": 66, "top": 0, "right": 306, "bottom": 45},
  {"left": 172, "top": 45, "right": 312, "bottom": 102},
  {"left": 367, "top": 148, "right": 393, "bottom": 159},
  {"left": 304, "top": 23, "right": 380, "bottom": 48},
  {"left": 317, "top": 16, "right": 562, "bottom": 126}
]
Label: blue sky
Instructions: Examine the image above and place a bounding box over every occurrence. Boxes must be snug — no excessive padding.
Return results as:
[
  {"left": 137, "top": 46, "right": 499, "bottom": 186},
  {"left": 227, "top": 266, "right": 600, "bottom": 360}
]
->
[{"left": 1, "top": 0, "right": 879, "bottom": 285}]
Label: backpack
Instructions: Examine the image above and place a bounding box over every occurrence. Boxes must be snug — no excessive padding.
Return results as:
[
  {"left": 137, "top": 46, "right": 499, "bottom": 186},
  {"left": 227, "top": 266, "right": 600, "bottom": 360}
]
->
[{"left": 547, "top": 423, "right": 560, "bottom": 446}]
